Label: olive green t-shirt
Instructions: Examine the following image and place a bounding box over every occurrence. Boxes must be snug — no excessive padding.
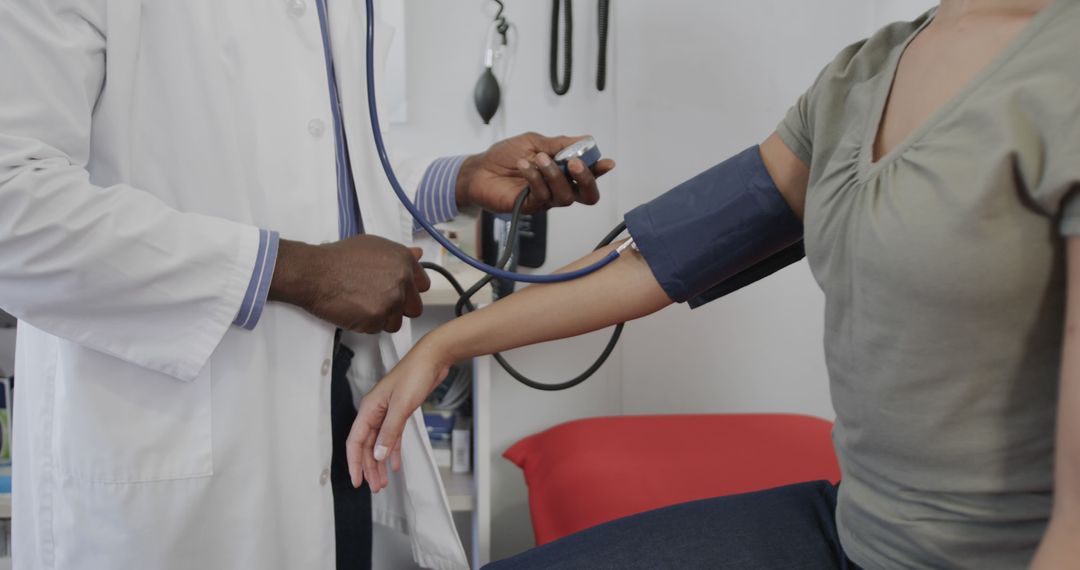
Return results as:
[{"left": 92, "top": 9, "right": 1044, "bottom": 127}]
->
[{"left": 777, "top": 0, "right": 1080, "bottom": 567}]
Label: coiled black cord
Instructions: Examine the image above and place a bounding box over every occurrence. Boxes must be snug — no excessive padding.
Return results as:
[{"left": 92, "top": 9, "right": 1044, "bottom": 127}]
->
[
  {"left": 421, "top": 188, "right": 627, "bottom": 391},
  {"left": 597, "top": 0, "right": 610, "bottom": 91},
  {"left": 550, "top": 0, "right": 573, "bottom": 96},
  {"left": 493, "top": 0, "right": 510, "bottom": 45}
]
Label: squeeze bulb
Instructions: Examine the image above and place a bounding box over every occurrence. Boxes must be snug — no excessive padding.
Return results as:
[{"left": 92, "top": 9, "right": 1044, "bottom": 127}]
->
[{"left": 474, "top": 67, "right": 501, "bottom": 125}]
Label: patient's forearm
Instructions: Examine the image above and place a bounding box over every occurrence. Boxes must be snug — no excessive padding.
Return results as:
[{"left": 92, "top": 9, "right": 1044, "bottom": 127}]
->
[{"left": 423, "top": 242, "right": 672, "bottom": 363}]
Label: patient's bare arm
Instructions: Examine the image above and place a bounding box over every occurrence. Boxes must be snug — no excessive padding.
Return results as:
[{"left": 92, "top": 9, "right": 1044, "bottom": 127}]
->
[
  {"left": 347, "top": 245, "right": 671, "bottom": 491},
  {"left": 432, "top": 247, "right": 668, "bottom": 364}
]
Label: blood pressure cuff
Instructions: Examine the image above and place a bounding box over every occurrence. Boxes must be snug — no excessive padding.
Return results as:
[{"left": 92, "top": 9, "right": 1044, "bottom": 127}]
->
[{"left": 624, "top": 146, "right": 804, "bottom": 308}]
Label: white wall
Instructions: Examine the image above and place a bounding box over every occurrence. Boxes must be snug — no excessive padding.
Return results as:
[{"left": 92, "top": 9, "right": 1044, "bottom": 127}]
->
[
  {"left": 874, "top": 0, "right": 937, "bottom": 26},
  {"left": 395, "top": 0, "right": 939, "bottom": 561}
]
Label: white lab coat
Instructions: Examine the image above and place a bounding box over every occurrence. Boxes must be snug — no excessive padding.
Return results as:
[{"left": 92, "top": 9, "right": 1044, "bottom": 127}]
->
[{"left": 0, "top": 0, "right": 467, "bottom": 568}]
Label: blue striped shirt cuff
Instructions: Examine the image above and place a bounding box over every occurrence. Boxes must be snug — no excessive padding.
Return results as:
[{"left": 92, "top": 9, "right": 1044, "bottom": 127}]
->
[
  {"left": 234, "top": 229, "right": 280, "bottom": 330},
  {"left": 414, "top": 156, "right": 466, "bottom": 232}
]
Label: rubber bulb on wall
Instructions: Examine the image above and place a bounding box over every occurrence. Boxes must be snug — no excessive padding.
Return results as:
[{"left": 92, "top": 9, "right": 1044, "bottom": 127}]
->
[{"left": 474, "top": 67, "right": 501, "bottom": 125}]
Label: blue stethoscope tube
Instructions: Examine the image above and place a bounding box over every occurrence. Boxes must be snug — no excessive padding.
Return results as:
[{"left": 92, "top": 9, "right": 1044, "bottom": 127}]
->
[{"left": 364, "top": 0, "right": 622, "bottom": 284}]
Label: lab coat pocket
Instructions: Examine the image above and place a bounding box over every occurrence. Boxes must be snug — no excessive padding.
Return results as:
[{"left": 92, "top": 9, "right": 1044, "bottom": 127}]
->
[{"left": 54, "top": 343, "right": 213, "bottom": 483}]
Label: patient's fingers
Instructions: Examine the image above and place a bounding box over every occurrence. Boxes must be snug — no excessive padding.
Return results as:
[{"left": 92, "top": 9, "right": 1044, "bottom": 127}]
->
[
  {"left": 345, "top": 408, "right": 373, "bottom": 489},
  {"left": 351, "top": 391, "right": 396, "bottom": 490},
  {"left": 373, "top": 400, "right": 411, "bottom": 466},
  {"left": 378, "top": 454, "right": 389, "bottom": 491},
  {"left": 392, "top": 441, "right": 402, "bottom": 473},
  {"left": 362, "top": 430, "right": 381, "bottom": 492}
]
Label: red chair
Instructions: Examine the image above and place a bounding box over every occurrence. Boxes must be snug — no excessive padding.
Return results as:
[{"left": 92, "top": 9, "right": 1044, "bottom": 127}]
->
[{"left": 504, "top": 414, "right": 840, "bottom": 546}]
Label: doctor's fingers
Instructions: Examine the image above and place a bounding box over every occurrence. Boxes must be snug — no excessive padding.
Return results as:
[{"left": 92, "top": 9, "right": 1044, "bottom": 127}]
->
[
  {"left": 363, "top": 298, "right": 416, "bottom": 334},
  {"left": 566, "top": 158, "right": 615, "bottom": 206},
  {"left": 354, "top": 313, "right": 388, "bottom": 335},
  {"left": 402, "top": 280, "right": 425, "bottom": 321},
  {"left": 534, "top": 152, "right": 577, "bottom": 207},
  {"left": 516, "top": 159, "right": 553, "bottom": 209},
  {"left": 383, "top": 311, "right": 404, "bottom": 334},
  {"left": 412, "top": 258, "right": 432, "bottom": 294},
  {"left": 517, "top": 154, "right": 576, "bottom": 209}
]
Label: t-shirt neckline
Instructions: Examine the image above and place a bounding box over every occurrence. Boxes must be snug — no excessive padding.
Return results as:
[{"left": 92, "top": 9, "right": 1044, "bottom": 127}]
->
[{"left": 858, "top": 0, "right": 1068, "bottom": 183}]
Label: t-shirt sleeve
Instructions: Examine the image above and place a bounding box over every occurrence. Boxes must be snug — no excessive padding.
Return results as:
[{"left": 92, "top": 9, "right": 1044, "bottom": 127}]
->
[
  {"left": 775, "top": 43, "right": 863, "bottom": 167},
  {"left": 776, "top": 82, "right": 816, "bottom": 166},
  {"left": 1052, "top": 106, "right": 1080, "bottom": 236},
  {"left": 775, "top": 42, "right": 863, "bottom": 168},
  {"left": 1060, "top": 193, "right": 1080, "bottom": 237}
]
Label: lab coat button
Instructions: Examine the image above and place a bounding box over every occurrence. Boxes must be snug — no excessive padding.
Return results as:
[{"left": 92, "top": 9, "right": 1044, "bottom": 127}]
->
[
  {"left": 320, "top": 468, "right": 330, "bottom": 486},
  {"left": 307, "top": 119, "right": 326, "bottom": 138},
  {"left": 321, "top": 358, "right": 332, "bottom": 376},
  {"left": 287, "top": 0, "right": 307, "bottom": 17}
]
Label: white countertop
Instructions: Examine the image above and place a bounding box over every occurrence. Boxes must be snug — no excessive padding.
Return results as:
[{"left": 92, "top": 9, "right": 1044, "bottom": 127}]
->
[
  {"left": 439, "top": 467, "right": 475, "bottom": 513},
  {"left": 421, "top": 266, "right": 492, "bottom": 308}
]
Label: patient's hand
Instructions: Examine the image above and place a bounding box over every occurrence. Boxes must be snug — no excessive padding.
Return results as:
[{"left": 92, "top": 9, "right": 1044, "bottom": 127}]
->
[{"left": 346, "top": 340, "right": 453, "bottom": 492}]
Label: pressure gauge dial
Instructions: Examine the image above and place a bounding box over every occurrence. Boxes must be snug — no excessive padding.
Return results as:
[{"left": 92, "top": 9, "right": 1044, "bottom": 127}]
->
[{"left": 554, "top": 136, "right": 602, "bottom": 173}]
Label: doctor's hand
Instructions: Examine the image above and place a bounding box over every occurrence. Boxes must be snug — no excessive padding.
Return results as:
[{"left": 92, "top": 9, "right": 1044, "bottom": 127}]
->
[
  {"left": 345, "top": 340, "right": 452, "bottom": 492},
  {"left": 269, "top": 235, "right": 431, "bottom": 334},
  {"left": 456, "top": 132, "right": 616, "bottom": 214}
]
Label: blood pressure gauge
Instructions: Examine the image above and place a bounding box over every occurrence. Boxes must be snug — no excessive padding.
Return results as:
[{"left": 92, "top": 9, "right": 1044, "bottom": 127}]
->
[{"left": 554, "top": 136, "right": 602, "bottom": 174}]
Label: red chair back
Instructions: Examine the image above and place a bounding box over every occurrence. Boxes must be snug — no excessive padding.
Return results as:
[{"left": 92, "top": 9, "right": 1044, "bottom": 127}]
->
[{"left": 504, "top": 414, "right": 840, "bottom": 545}]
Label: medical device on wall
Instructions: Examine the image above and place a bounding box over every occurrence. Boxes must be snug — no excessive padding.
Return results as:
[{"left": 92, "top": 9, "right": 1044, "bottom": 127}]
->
[
  {"left": 480, "top": 208, "right": 545, "bottom": 299},
  {"left": 550, "top": 0, "right": 573, "bottom": 95},
  {"left": 366, "top": 0, "right": 630, "bottom": 389},
  {"left": 475, "top": 1, "right": 514, "bottom": 124},
  {"left": 596, "top": 0, "right": 610, "bottom": 91},
  {"left": 550, "top": 0, "right": 612, "bottom": 95}
]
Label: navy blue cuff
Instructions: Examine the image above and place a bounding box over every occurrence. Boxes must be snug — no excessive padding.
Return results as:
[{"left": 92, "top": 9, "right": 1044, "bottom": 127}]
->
[
  {"left": 234, "top": 229, "right": 280, "bottom": 330},
  {"left": 625, "top": 146, "right": 803, "bottom": 305},
  {"left": 414, "top": 156, "right": 466, "bottom": 232}
]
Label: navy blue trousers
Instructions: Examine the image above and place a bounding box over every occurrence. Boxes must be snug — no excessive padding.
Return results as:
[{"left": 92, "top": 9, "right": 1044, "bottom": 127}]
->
[
  {"left": 331, "top": 341, "right": 373, "bottom": 570},
  {"left": 485, "top": 481, "right": 860, "bottom": 570}
]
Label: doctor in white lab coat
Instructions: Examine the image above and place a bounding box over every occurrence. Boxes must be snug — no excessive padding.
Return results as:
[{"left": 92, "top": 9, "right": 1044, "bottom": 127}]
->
[{"left": 0, "top": 1, "right": 614, "bottom": 569}]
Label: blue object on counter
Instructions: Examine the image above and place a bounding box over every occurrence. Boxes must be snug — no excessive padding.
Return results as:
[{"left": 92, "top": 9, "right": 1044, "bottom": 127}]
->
[{"left": 423, "top": 412, "right": 456, "bottom": 440}]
